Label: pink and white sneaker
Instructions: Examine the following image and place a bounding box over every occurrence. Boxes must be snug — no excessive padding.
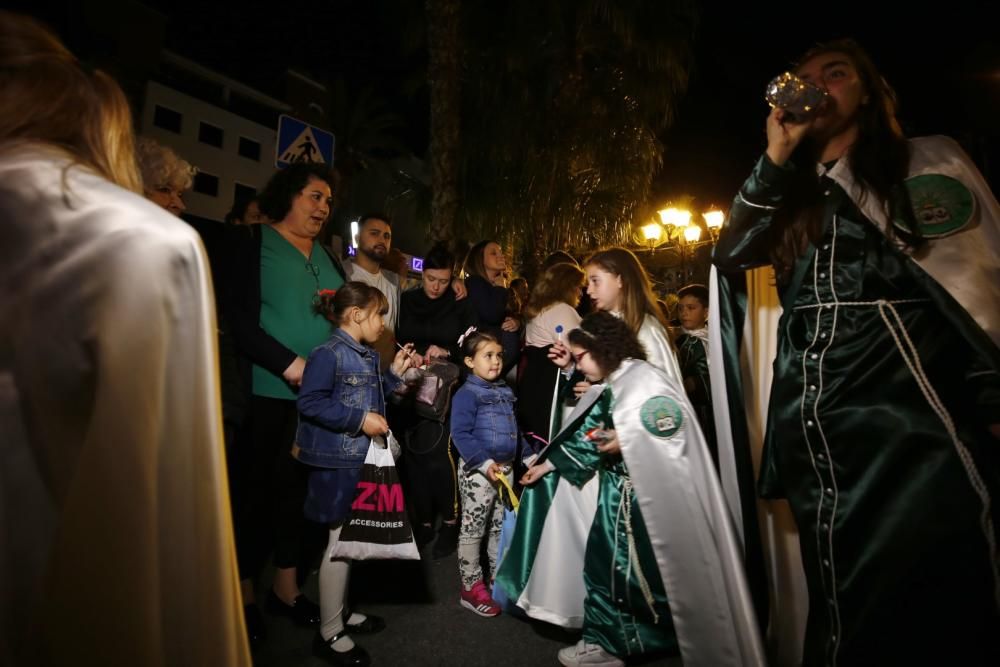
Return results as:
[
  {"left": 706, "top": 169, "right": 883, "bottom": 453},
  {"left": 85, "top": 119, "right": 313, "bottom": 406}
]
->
[{"left": 459, "top": 580, "right": 501, "bottom": 617}]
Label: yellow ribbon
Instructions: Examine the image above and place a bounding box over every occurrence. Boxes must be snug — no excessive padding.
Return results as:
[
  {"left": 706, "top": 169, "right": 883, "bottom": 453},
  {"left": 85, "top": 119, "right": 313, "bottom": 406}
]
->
[{"left": 495, "top": 470, "right": 520, "bottom": 512}]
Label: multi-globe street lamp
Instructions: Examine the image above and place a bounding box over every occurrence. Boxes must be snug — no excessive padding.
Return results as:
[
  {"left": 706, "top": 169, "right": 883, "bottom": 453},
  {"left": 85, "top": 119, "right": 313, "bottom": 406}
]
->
[{"left": 639, "top": 206, "right": 726, "bottom": 285}]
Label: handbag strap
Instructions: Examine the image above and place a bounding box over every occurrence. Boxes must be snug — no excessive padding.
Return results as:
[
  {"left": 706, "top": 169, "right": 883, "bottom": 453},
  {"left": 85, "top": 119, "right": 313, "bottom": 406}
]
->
[{"left": 523, "top": 432, "right": 549, "bottom": 454}]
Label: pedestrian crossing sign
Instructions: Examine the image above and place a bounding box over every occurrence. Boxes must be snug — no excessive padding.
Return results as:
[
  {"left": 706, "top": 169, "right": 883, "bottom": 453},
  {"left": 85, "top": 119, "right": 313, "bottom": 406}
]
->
[{"left": 275, "top": 115, "right": 335, "bottom": 169}]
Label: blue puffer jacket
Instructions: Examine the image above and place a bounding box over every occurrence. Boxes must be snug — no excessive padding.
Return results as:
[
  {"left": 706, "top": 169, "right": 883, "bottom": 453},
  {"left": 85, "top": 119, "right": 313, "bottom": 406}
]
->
[
  {"left": 295, "top": 328, "right": 402, "bottom": 468},
  {"left": 450, "top": 375, "right": 526, "bottom": 471}
]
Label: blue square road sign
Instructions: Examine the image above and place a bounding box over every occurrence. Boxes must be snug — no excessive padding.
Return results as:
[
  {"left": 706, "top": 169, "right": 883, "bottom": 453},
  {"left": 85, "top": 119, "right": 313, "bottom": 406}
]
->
[{"left": 275, "top": 115, "right": 335, "bottom": 169}]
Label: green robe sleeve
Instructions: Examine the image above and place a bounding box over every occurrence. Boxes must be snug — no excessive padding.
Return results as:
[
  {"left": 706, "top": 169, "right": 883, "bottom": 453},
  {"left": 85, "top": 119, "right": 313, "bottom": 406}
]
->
[
  {"left": 714, "top": 153, "right": 797, "bottom": 272},
  {"left": 677, "top": 334, "right": 711, "bottom": 405},
  {"left": 546, "top": 388, "right": 615, "bottom": 488}
]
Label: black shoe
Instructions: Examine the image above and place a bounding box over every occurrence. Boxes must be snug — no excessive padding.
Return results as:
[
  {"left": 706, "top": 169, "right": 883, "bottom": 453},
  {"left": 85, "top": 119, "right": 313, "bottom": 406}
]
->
[
  {"left": 312, "top": 632, "right": 370, "bottom": 667},
  {"left": 243, "top": 603, "right": 266, "bottom": 644},
  {"left": 345, "top": 613, "right": 386, "bottom": 635},
  {"left": 432, "top": 522, "right": 459, "bottom": 559},
  {"left": 266, "top": 589, "right": 321, "bottom": 626}
]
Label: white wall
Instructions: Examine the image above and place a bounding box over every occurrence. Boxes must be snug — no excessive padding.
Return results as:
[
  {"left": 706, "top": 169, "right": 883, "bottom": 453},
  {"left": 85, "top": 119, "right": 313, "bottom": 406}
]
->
[{"left": 140, "top": 81, "right": 278, "bottom": 221}]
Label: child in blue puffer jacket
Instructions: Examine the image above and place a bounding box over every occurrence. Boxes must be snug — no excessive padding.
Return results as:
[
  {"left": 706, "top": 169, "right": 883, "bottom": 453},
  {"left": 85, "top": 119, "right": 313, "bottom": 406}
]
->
[{"left": 450, "top": 328, "right": 530, "bottom": 617}]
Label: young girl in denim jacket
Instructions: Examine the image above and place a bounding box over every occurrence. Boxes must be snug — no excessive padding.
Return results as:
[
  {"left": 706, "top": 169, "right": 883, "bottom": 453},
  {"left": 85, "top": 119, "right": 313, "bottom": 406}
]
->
[
  {"left": 296, "top": 282, "right": 416, "bottom": 667},
  {"left": 449, "top": 328, "right": 529, "bottom": 617}
]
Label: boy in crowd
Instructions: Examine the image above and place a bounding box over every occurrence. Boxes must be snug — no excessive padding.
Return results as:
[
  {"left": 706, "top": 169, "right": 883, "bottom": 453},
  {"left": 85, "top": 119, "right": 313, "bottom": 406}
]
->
[{"left": 674, "top": 284, "right": 717, "bottom": 467}]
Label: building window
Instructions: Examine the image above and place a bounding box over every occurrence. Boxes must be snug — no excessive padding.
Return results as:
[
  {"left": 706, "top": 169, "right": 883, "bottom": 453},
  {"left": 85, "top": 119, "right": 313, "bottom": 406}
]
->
[
  {"left": 153, "top": 105, "right": 182, "bottom": 133},
  {"left": 234, "top": 182, "right": 256, "bottom": 204},
  {"left": 198, "top": 121, "right": 224, "bottom": 148},
  {"left": 193, "top": 172, "right": 219, "bottom": 197},
  {"left": 238, "top": 136, "right": 261, "bottom": 162}
]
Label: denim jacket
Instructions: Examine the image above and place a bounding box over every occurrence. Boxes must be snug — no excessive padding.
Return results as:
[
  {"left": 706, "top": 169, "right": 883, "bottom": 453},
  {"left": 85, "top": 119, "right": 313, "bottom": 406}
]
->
[
  {"left": 450, "top": 375, "right": 526, "bottom": 472},
  {"left": 295, "top": 328, "right": 403, "bottom": 468}
]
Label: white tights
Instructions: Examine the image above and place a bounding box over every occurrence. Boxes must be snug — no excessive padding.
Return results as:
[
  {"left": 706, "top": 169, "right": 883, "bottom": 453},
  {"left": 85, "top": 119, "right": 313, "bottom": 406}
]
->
[{"left": 319, "top": 525, "right": 367, "bottom": 652}]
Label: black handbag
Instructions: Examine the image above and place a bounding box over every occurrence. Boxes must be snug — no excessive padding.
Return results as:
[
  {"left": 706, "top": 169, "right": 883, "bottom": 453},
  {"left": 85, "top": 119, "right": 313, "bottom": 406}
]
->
[{"left": 413, "top": 359, "right": 460, "bottom": 422}]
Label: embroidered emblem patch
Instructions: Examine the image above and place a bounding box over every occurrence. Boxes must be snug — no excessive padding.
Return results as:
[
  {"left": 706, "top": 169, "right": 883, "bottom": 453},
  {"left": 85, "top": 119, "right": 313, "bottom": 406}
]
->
[
  {"left": 895, "top": 174, "right": 975, "bottom": 238},
  {"left": 640, "top": 396, "right": 683, "bottom": 438}
]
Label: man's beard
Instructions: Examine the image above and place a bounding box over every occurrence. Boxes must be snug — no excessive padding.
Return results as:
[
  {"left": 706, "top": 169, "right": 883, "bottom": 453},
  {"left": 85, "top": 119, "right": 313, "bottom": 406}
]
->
[{"left": 361, "top": 245, "right": 387, "bottom": 263}]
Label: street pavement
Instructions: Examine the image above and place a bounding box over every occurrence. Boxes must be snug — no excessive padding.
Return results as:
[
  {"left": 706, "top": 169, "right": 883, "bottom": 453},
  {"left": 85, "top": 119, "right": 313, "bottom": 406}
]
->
[{"left": 249, "top": 539, "right": 680, "bottom": 667}]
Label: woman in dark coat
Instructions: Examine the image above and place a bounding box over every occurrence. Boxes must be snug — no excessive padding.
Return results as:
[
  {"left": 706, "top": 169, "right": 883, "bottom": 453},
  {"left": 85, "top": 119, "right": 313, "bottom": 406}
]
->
[
  {"left": 396, "top": 243, "right": 476, "bottom": 558},
  {"left": 462, "top": 240, "right": 521, "bottom": 377},
  {"left": 226, "top": 163, "right": 344, "bottom": 641}
]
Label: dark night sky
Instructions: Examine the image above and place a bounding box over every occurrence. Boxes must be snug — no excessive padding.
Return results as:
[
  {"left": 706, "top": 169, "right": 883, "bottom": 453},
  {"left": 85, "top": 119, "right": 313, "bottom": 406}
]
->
[
  {"left": 655, "top": 1, "right": 1000, "bottom": 208},
  {"left": 17, "top": 0, "right": 1000, "bottom": 211}
]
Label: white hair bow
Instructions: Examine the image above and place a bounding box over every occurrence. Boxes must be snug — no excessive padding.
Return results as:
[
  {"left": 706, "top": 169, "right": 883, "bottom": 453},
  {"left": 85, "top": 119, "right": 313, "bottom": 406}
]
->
[{"left": 457, "top": 325, "right": 478, "bottom": 347}]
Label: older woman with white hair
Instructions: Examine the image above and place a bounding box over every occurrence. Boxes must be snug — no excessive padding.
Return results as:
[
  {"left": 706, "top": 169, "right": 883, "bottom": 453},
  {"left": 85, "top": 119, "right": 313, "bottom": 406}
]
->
[{"left": 135, "top": 135, "right": 196, "bottom": 216}]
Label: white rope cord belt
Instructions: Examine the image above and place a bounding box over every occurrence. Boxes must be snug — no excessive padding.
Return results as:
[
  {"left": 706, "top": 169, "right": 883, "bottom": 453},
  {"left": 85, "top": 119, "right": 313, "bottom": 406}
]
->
[
  {"left": 621, "top": 477, "right": 660, "bottom": 625},
  {"left": 791, "top": 298, "right": 930, "bottom": 311},
  {"left": 791, "top": 296, "right": 1000, "bottom": 606},
  {"left": 874, "top": 300, "right": 1000, "bottom": 607}
]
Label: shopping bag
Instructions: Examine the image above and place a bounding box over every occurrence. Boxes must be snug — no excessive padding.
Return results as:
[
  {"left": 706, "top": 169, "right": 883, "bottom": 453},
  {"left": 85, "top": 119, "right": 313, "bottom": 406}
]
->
[
  {"left": 328, "top": 436, "right": 419, "bottom": 560},
  {"left": 492, "top": 471, "right": 524, "bottom": 614}
]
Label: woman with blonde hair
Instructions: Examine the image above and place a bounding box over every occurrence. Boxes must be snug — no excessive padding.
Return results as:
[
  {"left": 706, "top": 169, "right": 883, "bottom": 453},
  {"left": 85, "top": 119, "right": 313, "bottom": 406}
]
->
[
  {"left": 0, "top": 11, "right": 248, "bottom": 666},
  {"left": 517, "top": 262, "right": 587, "bottom": 441},
  {"left": 579, "top": 247, "right": 681, "bottom": 378},
  {"left": 0, "top": 15, "right": 140, "bottom": 191}
]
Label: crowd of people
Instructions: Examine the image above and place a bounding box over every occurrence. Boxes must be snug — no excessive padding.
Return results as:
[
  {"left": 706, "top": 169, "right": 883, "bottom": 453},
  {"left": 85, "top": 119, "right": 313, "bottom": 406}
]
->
[{"left": 3, "top": 9, "right": 999, "bottom": 667}]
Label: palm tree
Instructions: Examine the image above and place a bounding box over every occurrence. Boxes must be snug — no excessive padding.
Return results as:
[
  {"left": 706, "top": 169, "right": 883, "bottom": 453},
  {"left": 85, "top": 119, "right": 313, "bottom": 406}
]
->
[
  {"left": 457, "top": 0, "right": 697, "bottom": 268},
  {"left": 320, "top": 78, "right": 412, "bottom": 245},
  {"left": 425, "top": 0, "right": 462, "bottom": 244}
]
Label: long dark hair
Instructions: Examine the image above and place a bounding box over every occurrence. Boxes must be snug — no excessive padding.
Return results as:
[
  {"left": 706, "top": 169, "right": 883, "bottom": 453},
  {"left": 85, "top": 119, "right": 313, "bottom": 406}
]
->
[
  {"left": 769, "top": 39, "right": 913, "bottom": 284},
  {"left": 463, "top": 239, "right": 498, "bottom": 281}
]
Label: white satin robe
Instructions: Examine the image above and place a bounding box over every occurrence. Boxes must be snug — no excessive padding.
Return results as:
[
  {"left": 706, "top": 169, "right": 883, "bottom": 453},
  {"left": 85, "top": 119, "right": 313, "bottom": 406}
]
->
[{"left": 0, "top": 144, "right": 250, "bottom": 666}]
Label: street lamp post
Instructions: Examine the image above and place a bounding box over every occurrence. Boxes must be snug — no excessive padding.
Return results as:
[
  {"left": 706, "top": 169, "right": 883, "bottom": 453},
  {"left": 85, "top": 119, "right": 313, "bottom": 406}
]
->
[
  {"left": 639, "top": 205, "right": 727, "bottom": 287},
  {"left": 680, "top": 223, "right": 702, "bottom": 281}
]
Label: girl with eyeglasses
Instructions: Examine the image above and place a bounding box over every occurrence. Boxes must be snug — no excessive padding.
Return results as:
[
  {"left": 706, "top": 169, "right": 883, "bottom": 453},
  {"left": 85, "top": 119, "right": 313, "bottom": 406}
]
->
[{"left": 497, "top": 312, "right": 763, "bottom": 667}]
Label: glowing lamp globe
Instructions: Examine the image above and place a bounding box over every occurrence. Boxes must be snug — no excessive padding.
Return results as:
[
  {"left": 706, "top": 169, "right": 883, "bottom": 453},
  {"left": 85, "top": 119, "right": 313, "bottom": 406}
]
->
[
  {"left": 703, "top": 210, "right": 725, "bottom": 230},
  {"left": 642, "top": 222, "right": 663, "bottom": 242},
  {"left": 683, "top": 224, "right": 702, "bottom": 243}
]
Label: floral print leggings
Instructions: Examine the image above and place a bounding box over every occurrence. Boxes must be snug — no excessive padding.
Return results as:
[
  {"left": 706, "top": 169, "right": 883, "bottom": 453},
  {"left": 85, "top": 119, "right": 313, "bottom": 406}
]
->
[{"left": 457, "top": 466, "right": 505, "bottom": 590}]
